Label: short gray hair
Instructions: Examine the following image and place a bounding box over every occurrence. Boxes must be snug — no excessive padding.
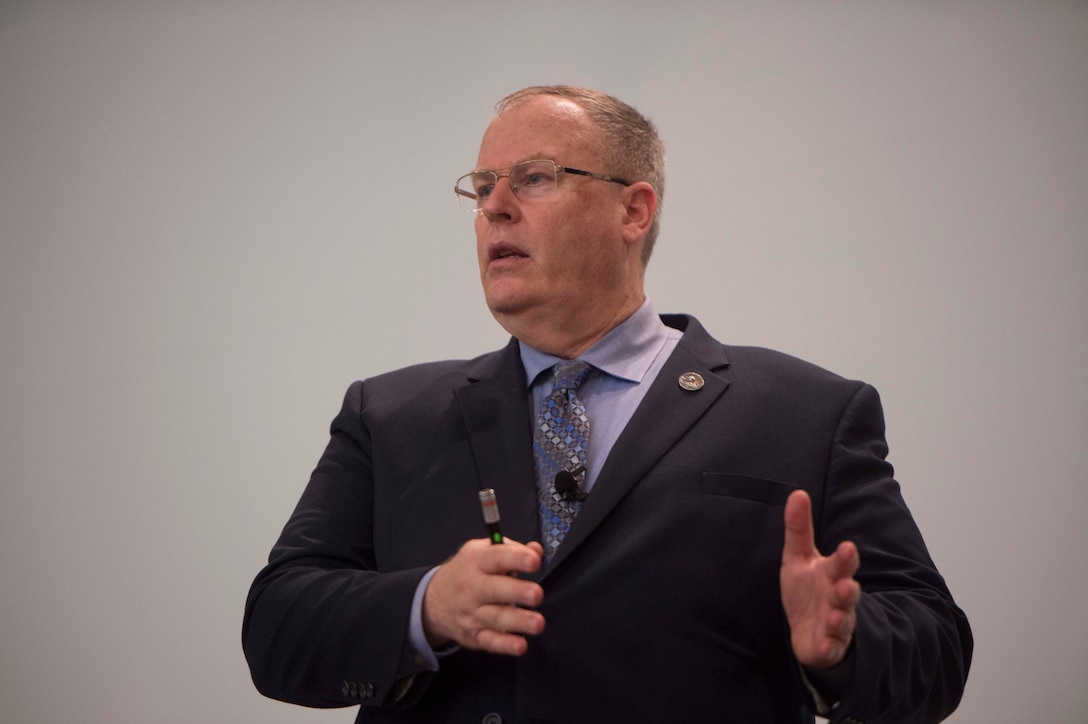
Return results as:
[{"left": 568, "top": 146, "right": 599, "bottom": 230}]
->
[{"left": 496, "top": 86, "right": 666, "bottom": 266}]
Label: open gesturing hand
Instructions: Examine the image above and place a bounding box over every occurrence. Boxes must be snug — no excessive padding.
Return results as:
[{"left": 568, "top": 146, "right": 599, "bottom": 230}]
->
[{"left": 781, "top": 490, "right": 861, "bottom": 669}]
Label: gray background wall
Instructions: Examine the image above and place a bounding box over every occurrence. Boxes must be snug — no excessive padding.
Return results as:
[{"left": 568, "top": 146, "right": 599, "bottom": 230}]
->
[{"left": 2, "top": 2, "right": 1085, "bottom": 722}]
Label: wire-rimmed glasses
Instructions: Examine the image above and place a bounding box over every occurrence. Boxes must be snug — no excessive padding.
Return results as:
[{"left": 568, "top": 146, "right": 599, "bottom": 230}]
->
[{"left": 454, "top": 159, "right": 629, "bottom": 212}]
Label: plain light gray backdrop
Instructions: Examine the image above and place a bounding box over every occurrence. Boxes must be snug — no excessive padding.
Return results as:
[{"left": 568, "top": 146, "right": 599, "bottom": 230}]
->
[{"left": 2, "top": 2, "right": 1085, "bottom": 722}]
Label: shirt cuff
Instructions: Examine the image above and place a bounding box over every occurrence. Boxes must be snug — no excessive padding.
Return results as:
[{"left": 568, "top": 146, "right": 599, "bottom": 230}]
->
[
  {"left": 798, "top": 641, "right": 856, "bottom": 716},
  {"left": 400, "top": 566, "right": 460, "bottom": 676}
]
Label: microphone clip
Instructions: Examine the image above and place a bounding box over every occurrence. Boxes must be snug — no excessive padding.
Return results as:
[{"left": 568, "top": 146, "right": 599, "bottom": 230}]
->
[{"left": 554, "top": 466, "right": 587, "bottom": 502}]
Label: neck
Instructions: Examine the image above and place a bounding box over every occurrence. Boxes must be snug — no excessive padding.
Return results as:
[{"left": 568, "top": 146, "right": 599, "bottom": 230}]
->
[{"left": 497, "top": 290, "right": 644, "bottom": 359}]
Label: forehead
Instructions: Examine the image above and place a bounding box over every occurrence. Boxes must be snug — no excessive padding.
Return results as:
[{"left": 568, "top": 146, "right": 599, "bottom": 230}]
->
[{"left": 476, "top": 96, "right": 601, "bottom": 170}]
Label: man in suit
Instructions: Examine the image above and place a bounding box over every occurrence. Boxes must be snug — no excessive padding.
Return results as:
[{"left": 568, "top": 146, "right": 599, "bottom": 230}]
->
[{"left": 243, "top": 86, "right": 972, "bottom": 723}]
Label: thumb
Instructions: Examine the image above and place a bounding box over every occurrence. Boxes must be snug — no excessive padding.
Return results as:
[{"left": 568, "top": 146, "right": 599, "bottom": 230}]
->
[{"left": 783, "top": 489, "right": 817, "bottom": 561}]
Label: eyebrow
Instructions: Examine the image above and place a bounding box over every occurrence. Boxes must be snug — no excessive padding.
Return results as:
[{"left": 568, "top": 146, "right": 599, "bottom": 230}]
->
[{"left": 473, "top": 154, "right": 553, "bottom": 174}]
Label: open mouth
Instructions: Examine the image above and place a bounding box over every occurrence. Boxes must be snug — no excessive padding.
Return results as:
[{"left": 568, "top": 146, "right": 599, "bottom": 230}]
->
[{"left": 489, "top": 242, "right": 528, "bottom": 262}]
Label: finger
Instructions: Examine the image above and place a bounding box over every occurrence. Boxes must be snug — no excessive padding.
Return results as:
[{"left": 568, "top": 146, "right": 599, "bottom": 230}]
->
[
  {"left": 475, "top": 615, "right": 547, "bottom": 656},
  {"left": 783, "top": 489, "right": 817, "bottom": 560},
  {"left": 479, "top": 540, "right": 543, "bottom": 577},
  {"left": 829, "top": 578, "right": 862, "bottom": 610},
  {"left": 826, "top": 540, "right": 860, "bottom": 580},
  {"left": 476, "top": 629, "right": 530, "bottom": 656},
  {"left": 825, "top": 607, "right": 846, "bottom": 636},
  {"left": 480, "top": 602, "right": 546, "bottom": 637},
  {"left": 470, "top": 604, "right": 546, "bottom": 656},
  {"left": 481, "top": 574, "right": 544, "bottom": 609},
  {"left": 825, "top": 601, "right": 856, "bottom": 636}
]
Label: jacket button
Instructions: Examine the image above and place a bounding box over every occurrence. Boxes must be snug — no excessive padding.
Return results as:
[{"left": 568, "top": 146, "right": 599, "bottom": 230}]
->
[{"left": 482, "top": 714, "right": 502, "bottom": 724}]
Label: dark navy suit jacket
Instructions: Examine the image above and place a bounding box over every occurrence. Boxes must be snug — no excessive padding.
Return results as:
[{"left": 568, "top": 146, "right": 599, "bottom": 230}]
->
[{"left": 243, "top": 315, "right": 972, "bottom": 723}]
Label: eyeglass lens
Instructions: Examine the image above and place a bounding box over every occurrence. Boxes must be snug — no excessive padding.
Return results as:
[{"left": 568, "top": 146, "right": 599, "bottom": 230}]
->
[{"left": 456, "top": 160, "right": 559, "bottom": 211}]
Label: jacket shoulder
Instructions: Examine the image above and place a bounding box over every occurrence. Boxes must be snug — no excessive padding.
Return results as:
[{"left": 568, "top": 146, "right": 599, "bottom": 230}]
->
[
  {"left": 666, "top": 313, "right": 863, "bottom": 392},
  {"left": 339, "top": 342, "right": 517, "bottom": 416}
]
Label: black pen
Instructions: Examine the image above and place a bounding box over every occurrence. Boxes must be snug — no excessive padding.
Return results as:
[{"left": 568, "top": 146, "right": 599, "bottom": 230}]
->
[{"left": 478, "top": 488, "right": 503, "bottom": 544}]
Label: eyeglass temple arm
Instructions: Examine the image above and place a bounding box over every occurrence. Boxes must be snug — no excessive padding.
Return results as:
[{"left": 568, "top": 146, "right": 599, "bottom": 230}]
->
[{"left": 559, "top": 167, "right": 629, "bottom": 186}]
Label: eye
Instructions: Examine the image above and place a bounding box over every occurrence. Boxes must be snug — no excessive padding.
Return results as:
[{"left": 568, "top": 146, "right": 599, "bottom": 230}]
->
[
  {"left": 513, "top": 162, "right": 557, "bottom": 190},
  {"left": 472, "top": 174, "right": 495, "bottom": 198}
]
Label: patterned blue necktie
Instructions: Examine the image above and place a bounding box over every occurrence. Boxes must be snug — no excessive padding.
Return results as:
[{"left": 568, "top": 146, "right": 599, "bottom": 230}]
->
[{"left": 535, "top": 360, "right": 593, "bottom": 563}]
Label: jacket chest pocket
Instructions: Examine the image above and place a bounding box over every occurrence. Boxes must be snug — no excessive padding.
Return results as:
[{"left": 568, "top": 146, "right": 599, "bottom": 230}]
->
[{"left": 700, "top": 472, "right": 798, "bottom": 504}]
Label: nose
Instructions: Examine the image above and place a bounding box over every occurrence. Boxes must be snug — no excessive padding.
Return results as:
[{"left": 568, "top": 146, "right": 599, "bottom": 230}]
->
[{"left": 479, "top": 175, "right": 519, "bottom": 222}]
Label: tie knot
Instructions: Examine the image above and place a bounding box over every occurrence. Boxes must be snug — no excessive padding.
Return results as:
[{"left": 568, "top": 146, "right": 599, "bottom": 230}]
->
[{"left": 551, "top": 360, "right": 593, "bottom": 392}]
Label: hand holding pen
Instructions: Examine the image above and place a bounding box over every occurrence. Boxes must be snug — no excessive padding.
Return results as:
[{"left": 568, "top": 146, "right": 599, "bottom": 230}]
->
[{"left": 418, "top": 488, "right": 545, "bottom": 656}]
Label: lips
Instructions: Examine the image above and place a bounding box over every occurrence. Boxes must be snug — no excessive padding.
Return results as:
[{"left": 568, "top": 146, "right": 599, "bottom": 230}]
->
[{"left": 488, "top": 241, "right": 528, "bottom": 262}]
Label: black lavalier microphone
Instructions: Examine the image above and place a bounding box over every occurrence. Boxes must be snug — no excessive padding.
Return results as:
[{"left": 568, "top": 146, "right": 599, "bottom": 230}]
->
[{"left": 554, "top": 466, "right": 587, "bottom": 502}]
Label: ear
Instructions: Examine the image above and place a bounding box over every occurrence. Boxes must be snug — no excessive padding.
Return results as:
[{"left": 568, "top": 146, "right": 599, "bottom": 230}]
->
[{"left": 620, "top": 182, "right": 657, "bottom": 247}]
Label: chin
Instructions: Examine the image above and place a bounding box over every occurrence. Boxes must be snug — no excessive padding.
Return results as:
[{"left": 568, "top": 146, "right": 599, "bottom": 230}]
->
[
  {"left": 485, "top": 295, "right": 527, "bottom": 318},
  {"left": 483, "top": 281, "right": 534, "bottom": 317}
]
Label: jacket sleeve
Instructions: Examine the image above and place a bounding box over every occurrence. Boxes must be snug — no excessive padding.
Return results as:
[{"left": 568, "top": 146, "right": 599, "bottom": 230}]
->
[
  {"left": 810, "top": 383, "right": 973, "bottom": 723},
  {"left": 241, "top": 380, "right": 435, "bottom": 710}
]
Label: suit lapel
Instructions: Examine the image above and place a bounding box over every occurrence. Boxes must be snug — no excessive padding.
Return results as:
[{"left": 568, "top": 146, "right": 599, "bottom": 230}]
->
[
  {"left": 544, "top": 316, "right": 731, "bottom": 574},
  {"left": 453, "top": 339, "right": 540, "bottom": 545}
]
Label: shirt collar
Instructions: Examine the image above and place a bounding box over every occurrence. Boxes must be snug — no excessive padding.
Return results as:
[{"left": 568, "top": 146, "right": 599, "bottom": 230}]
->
[{"left": 519, "top": 299, "right": 670, "bottom": 389}]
